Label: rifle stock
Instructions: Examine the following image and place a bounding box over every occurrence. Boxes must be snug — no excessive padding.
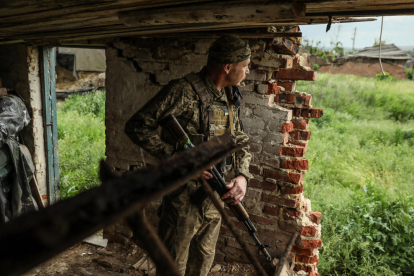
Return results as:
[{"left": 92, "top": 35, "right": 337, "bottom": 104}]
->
[{"left": 159, "top": 114, "right": 271, "bottom": 261}]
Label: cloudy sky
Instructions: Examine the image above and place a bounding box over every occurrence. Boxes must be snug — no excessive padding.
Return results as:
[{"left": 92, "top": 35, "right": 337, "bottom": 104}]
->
[{"left": 300, "top": 15, "right": 414, "bottom": 50}]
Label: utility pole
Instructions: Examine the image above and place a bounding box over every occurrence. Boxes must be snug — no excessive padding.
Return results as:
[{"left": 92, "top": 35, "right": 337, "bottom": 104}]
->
[{"left": 351, "top": 27, "right": 357, "bottom": 52}]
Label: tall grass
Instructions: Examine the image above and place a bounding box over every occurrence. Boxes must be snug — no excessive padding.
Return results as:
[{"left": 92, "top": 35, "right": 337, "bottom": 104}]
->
[
  {"left": 297, "top": 74, "right": 414, "bottom": 275},
  {"left": 57, "top": 91, "right": 106, "bottom": 199}
]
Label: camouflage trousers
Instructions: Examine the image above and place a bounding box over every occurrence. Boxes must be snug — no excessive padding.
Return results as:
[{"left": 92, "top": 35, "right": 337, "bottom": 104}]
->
[{"left": 157, "top": 180, "right": 223, "bottom": 276}]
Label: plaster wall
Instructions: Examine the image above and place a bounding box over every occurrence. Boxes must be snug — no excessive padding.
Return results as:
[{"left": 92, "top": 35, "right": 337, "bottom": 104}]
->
[{"left": 0, "top": 44, "right": 47, "bottom": 206}]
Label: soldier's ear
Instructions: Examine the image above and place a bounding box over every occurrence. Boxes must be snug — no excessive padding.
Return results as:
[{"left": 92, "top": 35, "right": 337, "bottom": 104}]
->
[{"left": 223, "top": 64, "right": 232, "bottom": 74}]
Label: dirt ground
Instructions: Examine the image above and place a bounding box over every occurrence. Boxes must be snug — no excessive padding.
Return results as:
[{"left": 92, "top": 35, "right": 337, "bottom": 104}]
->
[{"left": 22, "top": 238, "right": 257, "bottom": 276}]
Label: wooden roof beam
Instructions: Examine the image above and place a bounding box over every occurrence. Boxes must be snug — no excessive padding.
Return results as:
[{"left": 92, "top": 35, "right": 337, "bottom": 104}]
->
[
  {"left": 306, "top": 8, "right": 414, "bottom": 17},
  {"left": 118, "top": 1, "right": 299, "bottom": 27}
]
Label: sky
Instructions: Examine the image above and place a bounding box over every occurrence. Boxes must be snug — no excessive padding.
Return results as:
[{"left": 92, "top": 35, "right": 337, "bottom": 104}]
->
[{"left": 300, "top": 15, "right": 414, "bottom": 51}]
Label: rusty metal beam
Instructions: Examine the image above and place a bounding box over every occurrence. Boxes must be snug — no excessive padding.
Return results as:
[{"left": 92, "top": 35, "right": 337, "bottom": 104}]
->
[{"left": 0, "top": 134, "right": 241, "bottom": 276}]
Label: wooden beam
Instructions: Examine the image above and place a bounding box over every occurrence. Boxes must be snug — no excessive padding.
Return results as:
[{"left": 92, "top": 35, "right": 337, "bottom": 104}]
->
[
  {"left": 306, "top": 8, "right": 414, "bottom": 17},
  {"left": 0, "top": 0, "right": 214, "bottom": 24},
  {"left": 118, "top": 1, "right": 295, "bottom": 27},
  {"left": 0, "top": 16, "right": 375, "bottom": 45},
  {"left": 292, "top": 1, "right": 306, "bottom": 17}
]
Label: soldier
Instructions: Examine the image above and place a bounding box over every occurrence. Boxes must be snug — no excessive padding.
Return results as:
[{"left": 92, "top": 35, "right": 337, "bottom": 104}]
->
[{"left": 125, "top": 35, "right": 253, "bottom": 276}]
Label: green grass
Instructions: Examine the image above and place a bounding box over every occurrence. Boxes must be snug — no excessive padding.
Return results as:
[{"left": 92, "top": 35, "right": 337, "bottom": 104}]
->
[
  {"left": 297, "top": 73, "right": 414, "bottom": 275},
  {"left": 57, "top": 91, "right": 106, "bottom": 199}
]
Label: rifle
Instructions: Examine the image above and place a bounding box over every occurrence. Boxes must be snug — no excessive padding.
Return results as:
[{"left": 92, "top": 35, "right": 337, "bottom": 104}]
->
[{"left": 159, "top": 114, "right": 272, "bottom": 260}]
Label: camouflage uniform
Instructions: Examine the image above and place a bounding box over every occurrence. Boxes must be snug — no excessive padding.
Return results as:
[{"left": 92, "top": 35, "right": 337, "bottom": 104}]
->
[{"left": 125, "top": 36, "right": 253, "bottom": 276}]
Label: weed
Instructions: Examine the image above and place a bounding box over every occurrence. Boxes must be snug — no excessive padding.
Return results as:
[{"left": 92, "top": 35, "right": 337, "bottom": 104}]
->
[{"left": 57, "top": 91, "right": 106, "bottom": 199}]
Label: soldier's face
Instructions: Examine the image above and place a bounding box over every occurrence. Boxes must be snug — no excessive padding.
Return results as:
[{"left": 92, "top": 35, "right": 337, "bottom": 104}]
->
[{"left": 227, "top": 59, "right": 250, "bottom": 86}]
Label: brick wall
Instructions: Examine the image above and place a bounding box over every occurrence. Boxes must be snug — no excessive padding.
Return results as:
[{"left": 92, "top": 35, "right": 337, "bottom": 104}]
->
[{"left": 104, "top": 30, "right": 323, "bottom": 275}]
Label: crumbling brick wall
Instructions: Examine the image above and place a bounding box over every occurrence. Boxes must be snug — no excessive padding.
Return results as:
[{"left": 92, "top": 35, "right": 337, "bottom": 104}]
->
[{"left": 105, "top": 30, "right": 323, "bottom": 275}]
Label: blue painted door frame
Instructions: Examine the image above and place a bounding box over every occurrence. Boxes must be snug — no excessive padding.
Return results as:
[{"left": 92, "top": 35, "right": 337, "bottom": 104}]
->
[{"left": 41, "top": 46, "right": 60, "bottom": 204}]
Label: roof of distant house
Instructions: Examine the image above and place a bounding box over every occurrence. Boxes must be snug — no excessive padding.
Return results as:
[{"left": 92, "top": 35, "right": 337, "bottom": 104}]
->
[{"left": 348, "top": 44, "right": 412, "bottom": 60}]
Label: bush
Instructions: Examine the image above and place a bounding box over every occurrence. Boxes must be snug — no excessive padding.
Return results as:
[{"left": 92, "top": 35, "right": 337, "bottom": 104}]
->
[
  {"left": 312, "top": 64, "right": 320, "bottom": 71},
  {"left": 57, "top": 91, "right": 106, "bottom": 199},
  {"left": 375, "top": 71, "right": 397, "bottom": 82},
  {"left": 319, "top": 185, "right": 414, "bottom": 275},
  {"left": 405, "top": 69, "right": 413, "bottom": 80}
]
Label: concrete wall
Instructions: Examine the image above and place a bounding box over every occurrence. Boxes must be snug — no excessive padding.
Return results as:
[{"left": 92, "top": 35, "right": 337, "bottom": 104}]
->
[
  {"left": 0, "top": 44, "right": 47, "bottom": 206},
  {"left": 104, "top": 33, "right": 323, "bottom": 275}
]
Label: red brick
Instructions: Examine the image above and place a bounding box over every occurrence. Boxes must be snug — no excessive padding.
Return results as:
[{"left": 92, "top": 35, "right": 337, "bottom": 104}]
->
[
  {"left": 249, "top": 164, "right": 260, "bottom": 175},
  {"left": 263, "top": 168, "right": 304, "bottom": 184},
  {"left": 309, "top": 273, "right": 320, "bottom": 276},
  {"left": 262, "top": 194, "right": 299, "bottom": 208},
  {"left": 282, "top": 208, "right": 301, "bottom": 221},
  {"left": 280, "top": 159, "right": 309, "bottom": 170},
  {"left": 292, "top": 119, "right": 309, "bottom": 130},
  {"left": 291, "top": 246, "right": 316, "bottom": 257},
  {"left": 263, "top": 206, "right": 280, "bottom": 216},
  {"left": 249, "top": 179, "right": 278, "bottom": 191},
  {"left": 308, "top": 211, "right": 322, "bottom": 224},
  {"left": 288, "top": 140, "right": 308, "bottom": 152},
  {"left": 293, "top": 56, "right": 300, "bottom": 65},
  {"left": 296, "top": 254, "right": 318, "bottom": 264},
  {"left": 278, "top": 81, "right": 296, "bottom": 91},
  {"left": 280, "top": 122, "right": 294, "bottom": 133},
  {"left": 272, "top": 38, "right": 300, "bottom": 55},
  {"left": 279, "top": 220, "right": 302, "bottom": 233},
  {"left": 310, "top": 108, "right": 324, "bottom": 118},
  {"left": 301, "top": 109, "right": 311, "bottom": 118},
  {"left": 266, "top": 83, "right": 281, "bottom": 94},
  {"left": 279, "top": 146, "right": 305, "bottom": 157},
  {"left": 297, "top": 238, "right": 323, "bottom": 249},
  {"left": 276, "top": 69, "right": 317, "bottom": 81},
  {"left": 301, "top": 226, "right": 317, "bottom": 237},
  {"left": 290, "top": 130, "right": 312, "bottom": 141},
  {"left": 280, "top": 185, "right": 303, "bottom": 194},
  {"left": 294, "top": 95, "right": 312, "bottom": 106},
  {"left": 41, "top": 194, "right": 47, "bottom": 200},
  {"left": 294, "top": 264, "right": 317, "bottom": 273},
  {"left": 292, "top": 108, "right": 302, "bottom": 117},
  {"left": 276, "top": 93, "right": 295, "bottom": 104},
  {"left": 284, "top": 58, "right": 293, "bottom": 69},
  {"left": 249, "top": 214, "right": 277, "bottom": 225}
]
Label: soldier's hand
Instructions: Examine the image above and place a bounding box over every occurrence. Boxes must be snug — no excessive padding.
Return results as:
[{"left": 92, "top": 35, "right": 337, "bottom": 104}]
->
[
  {"left": 202, "top": 166, "right": 213, "bottom": 180},
  {"left": 221, "top": 175, "right": 247, "bottom": 205}
]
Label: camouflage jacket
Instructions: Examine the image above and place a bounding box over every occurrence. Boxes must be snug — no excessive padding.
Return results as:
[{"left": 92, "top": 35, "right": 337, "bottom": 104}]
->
[{"left": 125, "top": 67, "right": 253, "bottom": 181}]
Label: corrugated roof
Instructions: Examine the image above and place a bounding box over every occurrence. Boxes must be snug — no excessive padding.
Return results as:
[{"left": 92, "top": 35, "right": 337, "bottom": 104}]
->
[{"left": 348, "top": 44, "right": 412, "bottom": 60}]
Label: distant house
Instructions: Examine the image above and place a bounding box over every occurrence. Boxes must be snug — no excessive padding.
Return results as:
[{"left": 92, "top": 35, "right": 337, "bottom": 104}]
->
[{"left": 320, "top": 44, "right": 413, "bottom": 79}]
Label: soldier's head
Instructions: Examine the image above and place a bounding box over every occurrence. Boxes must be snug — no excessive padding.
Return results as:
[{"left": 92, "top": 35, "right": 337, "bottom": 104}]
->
[{"left": 207, "top": 35, "right": 251, "bottom": 87}]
